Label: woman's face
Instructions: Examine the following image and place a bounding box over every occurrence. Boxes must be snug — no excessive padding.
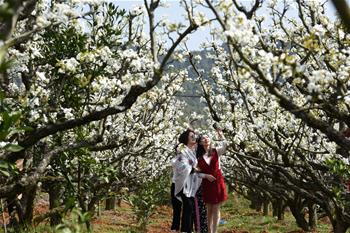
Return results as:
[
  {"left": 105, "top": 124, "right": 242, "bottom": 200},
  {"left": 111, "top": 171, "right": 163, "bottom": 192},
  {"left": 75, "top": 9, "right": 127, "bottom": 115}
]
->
[
  {"left": 200, "top": 135, "right": 210, "bottom": 147},
  {"left": 188, "top": 132, "right": 197, "bottom": 145}
]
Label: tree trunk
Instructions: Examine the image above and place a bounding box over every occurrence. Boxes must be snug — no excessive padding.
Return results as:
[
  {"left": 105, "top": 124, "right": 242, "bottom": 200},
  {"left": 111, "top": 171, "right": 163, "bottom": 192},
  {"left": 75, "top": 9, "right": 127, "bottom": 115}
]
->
[
  {"left": 308, "top": 202, "right": 317, "bottom": 230},
  {"left": 248, "top": 191, "right": 263, "bottom": 212},
  {"left": 295, "top": 215, "right": 310, "bottom": 231},
  {"left": 277, "top": 207, "right": 285, "bottom": 220},
  {"left": 1, "top": 199, "right": 7, "bottom": 233},
  {"left": 272, "top": 199, "right": 284, "bottom": 220},
  {"left": 289, "top": 204, "right": 310, "bottom": 231},
  {"left": 88, "top": 196, "right": 99, "bottom": 216},
  {"left": 272, "top": 201, "right": 277, "bottom": 217},
  {"left": 254, "top": 201, "right": 262, "bottom": 212},
  {"left": 105, "top": 197, "right": 116, "bottom": 210},
  {"left": 22, "top": 185, "right": 37, "bottom": 225},
  {"left": 333, "top": 220, "right": 349, "bottom": 233},
  {"left": 7, "top": 198, "right": 21, "bottom": 233},
  {"left": 48, "top": 183, "right": 63, "bottom": 226},
  {"left": 263, "top": 200, "right": 269, "bottom": 216},
  {"left": 97, "top": 200, "right": 101, "bottom": 216}
]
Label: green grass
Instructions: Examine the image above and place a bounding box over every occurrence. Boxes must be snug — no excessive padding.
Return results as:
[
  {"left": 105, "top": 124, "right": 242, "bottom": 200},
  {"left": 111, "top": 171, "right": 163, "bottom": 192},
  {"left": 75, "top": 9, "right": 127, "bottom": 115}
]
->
[
  {"left": 0, "top": 225, "right": 53, "bottom": 233},
  {"left": 218, "top": 195, "right": 332, "bottom": 233}
]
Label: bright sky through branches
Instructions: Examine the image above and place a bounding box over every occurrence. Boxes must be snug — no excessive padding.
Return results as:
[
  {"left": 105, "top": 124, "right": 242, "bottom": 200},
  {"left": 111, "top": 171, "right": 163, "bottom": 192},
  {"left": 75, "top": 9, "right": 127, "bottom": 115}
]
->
[{"left": 112, "top": 0, "right": 346, "bottom": 51}]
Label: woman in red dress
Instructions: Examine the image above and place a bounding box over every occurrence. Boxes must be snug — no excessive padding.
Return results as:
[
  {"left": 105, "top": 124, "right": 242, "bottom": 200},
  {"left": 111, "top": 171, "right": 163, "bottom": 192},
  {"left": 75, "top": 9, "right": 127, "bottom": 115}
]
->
[{"left": 196, "top": 128, "right": 228, "bottom": 233}]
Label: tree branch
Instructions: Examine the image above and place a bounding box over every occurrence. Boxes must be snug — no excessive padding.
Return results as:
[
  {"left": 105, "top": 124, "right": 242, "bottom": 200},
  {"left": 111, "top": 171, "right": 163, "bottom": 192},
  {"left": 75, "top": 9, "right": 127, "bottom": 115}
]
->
[
  {"left": 331, "top": 0, "right": 350, "bottom": 33},
  {"left": 232, "top": 0, "right": 262, "bottom": 19},
  {"left": 0, "top": 137, "right": 101, "bottom": 198}
]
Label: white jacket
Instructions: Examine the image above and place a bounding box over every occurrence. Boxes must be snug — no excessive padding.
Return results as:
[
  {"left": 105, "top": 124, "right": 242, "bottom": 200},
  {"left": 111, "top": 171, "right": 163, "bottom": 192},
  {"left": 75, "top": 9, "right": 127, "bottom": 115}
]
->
[{"left": 171, "top": 146, "right": 202, "bottom": 200}]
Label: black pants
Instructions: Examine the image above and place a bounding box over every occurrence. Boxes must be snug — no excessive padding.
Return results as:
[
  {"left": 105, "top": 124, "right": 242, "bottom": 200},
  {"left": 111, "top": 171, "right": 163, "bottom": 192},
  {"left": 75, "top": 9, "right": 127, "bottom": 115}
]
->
[
  {"left": 179, "top": 190, "right": 194, "bottom": 233},
  {"left": 171, "top": 183, "right": 182, "bottom": 230}
]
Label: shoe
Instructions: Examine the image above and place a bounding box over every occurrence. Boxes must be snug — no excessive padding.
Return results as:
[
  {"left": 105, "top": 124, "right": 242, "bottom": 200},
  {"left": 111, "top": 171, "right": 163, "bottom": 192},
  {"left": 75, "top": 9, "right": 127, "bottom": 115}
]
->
[{"left": 219, "top": 219, "right": 227, "bottom": 225}]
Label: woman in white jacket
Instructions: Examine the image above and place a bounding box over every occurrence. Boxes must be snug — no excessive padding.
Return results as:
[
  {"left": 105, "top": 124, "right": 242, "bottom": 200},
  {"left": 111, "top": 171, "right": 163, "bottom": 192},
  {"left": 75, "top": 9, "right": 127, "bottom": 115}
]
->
[{"left": 171, "top": 129, "right": 215, "bottom": 233}]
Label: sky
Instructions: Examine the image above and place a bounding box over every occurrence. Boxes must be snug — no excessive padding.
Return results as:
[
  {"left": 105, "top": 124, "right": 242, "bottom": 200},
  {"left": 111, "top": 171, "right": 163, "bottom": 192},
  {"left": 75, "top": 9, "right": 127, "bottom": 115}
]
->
[
  {"left": 114, "top": 0, "right": 214, "bottom": 50},
  {"left": 111, "top": 0, "right": 345, "bottom": 51}
]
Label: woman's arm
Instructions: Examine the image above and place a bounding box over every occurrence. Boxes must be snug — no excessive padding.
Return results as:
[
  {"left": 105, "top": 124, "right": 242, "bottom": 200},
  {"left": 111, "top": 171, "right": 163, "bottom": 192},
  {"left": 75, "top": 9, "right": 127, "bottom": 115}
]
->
[
  {"left": 216, "top": 129, "right": 227, "bottom": 156},
  {"left": 197, "top": 172, "right": 216, "bottom": 182},
  {"left": 194, "top": 166, "right": 216, "bottom": 181}
]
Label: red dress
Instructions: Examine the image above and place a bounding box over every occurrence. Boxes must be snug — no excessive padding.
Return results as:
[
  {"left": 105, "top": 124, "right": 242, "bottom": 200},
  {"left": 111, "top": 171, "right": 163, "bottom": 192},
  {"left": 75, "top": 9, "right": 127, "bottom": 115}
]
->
[{"left": 197, "top": 149, "right": 228, "bottom": 204}]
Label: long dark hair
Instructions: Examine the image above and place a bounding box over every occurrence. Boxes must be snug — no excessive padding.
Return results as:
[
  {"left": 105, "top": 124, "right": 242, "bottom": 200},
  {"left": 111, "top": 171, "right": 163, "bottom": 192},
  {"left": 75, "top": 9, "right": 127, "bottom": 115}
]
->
[
  {"left": 196, "top": 143, "right": 206, "bottom": 159},
  {"left": 196, "top": 134, "right": 212, "bottom": 158}
]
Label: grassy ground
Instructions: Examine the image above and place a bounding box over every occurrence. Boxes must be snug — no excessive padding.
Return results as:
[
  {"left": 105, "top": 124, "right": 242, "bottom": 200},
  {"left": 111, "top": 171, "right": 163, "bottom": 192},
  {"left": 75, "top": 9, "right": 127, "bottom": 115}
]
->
[
  {"left": 217, "top": 195, "right": 331, "bottom": 233},
  {"left": 0, "top": 194, "right": 334, "bottom": 233}
]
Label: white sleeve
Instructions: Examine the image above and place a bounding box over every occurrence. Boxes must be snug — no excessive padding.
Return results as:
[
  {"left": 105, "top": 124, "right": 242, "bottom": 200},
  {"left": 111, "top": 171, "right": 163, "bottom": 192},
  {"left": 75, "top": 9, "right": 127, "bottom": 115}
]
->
[
  {"left": 173, "top": 155, "right": 191, "bottom": 174},
  {"left": 172, "top": 154, "right": 192, "bottom": 195},
  {"left": 216, "top": 140, "right": 227, "bottom": 156}
]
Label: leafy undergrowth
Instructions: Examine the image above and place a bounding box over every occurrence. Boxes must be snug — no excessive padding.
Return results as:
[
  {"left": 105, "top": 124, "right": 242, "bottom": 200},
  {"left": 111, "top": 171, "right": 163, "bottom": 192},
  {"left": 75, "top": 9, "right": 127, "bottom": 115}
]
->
[{"left": 0, "top": 194, "right": 333, "bottom": 233}]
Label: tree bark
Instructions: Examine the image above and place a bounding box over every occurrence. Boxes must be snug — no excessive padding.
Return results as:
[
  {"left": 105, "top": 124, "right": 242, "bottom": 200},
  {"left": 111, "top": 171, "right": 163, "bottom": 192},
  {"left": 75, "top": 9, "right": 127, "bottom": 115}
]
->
[
  {"left": 1, "top": 199, "right": 7, "bottom": 233},
  {"left": 308, "top": 202, "right": 317, "bottom": 230},
  {"left": 263, "top": 199, "right": 269, "bottom": 216},
  {"left": 105, "top": 197, "right": 116, "bottom": 210},
  {"left": 333, "top": 220, "right": 349, "bottom": 233},
  {"left": 289, "top": 202, "right": 311, "bottom": 231},
  {"left": 48, "top": 183, "right": 63, "bottom": 226},
  {"left": 277, "top": 206, "right": 285, "bottom": 221},
  {"left": 22, "top": 185, "right": 37, "bottom": 225},
  {"left": 6, "top": 197, "right": 22, "bottom": 232},
  {"left": 331, "top": 0, "right": 350, "bottom": 33},
  {"left": 272, "top": 199, "right": 285, "bottom": 220}
]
